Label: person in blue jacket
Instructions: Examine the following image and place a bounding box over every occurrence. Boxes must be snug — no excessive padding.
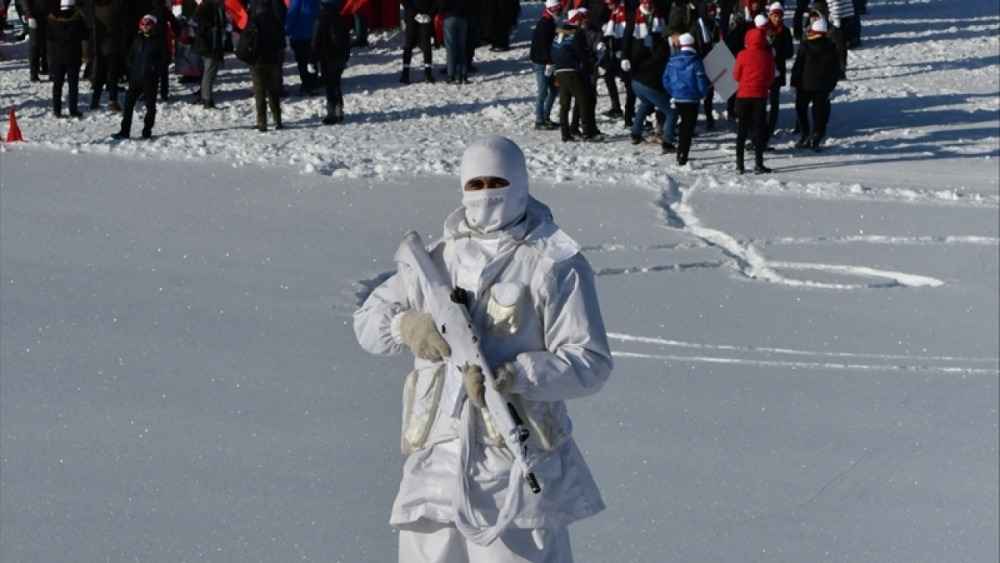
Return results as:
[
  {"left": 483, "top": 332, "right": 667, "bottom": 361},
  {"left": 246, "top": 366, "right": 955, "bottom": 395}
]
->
[
  {"left": 663, "top": 31, "right": 710, "bottom": 166},
  {"left": 286, "top": 0, "right": 321, "bottom": 95}
]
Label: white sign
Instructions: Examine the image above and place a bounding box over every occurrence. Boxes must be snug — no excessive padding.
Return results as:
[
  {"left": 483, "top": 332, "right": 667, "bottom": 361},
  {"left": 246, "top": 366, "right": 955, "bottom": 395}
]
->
[{"left": 702, "top": 44, "right": 738, "bottom": 100}]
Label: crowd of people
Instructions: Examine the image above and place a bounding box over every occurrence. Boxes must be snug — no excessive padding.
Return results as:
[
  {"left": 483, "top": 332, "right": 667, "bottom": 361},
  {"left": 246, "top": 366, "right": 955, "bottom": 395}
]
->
[
  {"left": 530, "top": 0, "right": 861, "bottom": 173},
  {"left": 1, "top": 0, "right": 862, "bottom": 172}
]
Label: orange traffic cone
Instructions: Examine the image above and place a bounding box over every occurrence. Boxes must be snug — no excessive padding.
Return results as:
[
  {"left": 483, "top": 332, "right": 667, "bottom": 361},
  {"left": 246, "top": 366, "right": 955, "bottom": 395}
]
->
[{"left": 6, "top": 107, "right": 24, "bottom": 142}]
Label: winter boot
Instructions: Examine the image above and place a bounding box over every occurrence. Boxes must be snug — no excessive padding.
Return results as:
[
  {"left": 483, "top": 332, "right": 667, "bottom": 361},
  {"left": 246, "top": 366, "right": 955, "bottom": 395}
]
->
[
  {"left": 423, "top": 67, "right": 435, "bottom": 83},
  {"left": 334, "top": 104, "right": 344, "bottom": 123},
  {"left": 810, "top": 136, "right": 822, "bottom": 152},
  {"left": 560, "top": 124, "right": 573, "bottom": 143},
  {"left": 107, "top": 100, "right": 121, "bottom": 113},
  {"left": 399, "top": 67, "right": 411, "bottom": 84},
  {"left": 794, "top": 135, "right": 811, "bottom": 149}
]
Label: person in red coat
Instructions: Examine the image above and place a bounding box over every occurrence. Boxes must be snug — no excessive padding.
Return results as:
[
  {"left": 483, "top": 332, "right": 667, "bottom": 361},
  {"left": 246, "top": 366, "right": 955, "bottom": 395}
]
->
[{"left": 732, "top": 23, "right": 774, "bottom": 174}]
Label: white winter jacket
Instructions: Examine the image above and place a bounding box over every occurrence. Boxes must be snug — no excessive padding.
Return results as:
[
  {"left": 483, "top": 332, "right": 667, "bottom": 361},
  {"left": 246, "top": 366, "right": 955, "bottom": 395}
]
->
[{"left": 354, "top": 197, "right": 613, "bottom": 530}]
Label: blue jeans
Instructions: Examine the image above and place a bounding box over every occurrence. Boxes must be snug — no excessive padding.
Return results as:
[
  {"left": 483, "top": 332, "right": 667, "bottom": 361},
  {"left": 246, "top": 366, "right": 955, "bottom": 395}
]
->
[
  {"left": 444, "top": 16, "right": 468, "bottom": 79},
  {"left": 631, "top": 80, "right": 677, "bottom": 141},
  {"left": 533, "top": 64, "right": 558, "bottom": 124}
]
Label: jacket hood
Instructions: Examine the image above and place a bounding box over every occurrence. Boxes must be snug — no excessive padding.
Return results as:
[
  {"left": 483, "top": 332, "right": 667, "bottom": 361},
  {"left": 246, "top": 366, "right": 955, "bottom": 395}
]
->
[{"left": 744, "top": 27, "right": 768, "bottom": 50}]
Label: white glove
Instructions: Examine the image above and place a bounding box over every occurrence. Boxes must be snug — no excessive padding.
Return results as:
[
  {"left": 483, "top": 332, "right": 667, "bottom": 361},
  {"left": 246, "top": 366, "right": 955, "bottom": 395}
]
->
[
  {"left": 415, "top": 13, "right": 431, "bottom": 24},
  {"left": 28, "top": 17, "right": 37, "bottom": 29},
  {"left": 614, "top": 49, "right": 622, "bottom": 59},
  {"left": 544, "top": 64, "right": 555, "bottom": 76},
  {"left": 225, "top": 23, "right": 233, "bottom": 32},
  {"left": 595, "top": 41, "right": 606, "bottom": 54},
  {"left": 620, "top": 59, "right": 631, "bottom": 72},
  {"left": 398, "top": 310, "right": 451, "bottom": 361},
  {"left": 491, "top": 362, "right": 518, "bottom": 394},
  {"left": 461, "top": 364, "right": 487, "bottom": 409},
  {"left": 461, "top": 362, "right": 519, "bottom": 409},
  {"left": 307, "top": 63, "right": 316, "bottom": 74}
]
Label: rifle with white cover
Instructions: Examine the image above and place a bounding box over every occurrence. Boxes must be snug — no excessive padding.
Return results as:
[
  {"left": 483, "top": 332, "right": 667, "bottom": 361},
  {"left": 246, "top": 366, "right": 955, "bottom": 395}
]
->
[{"left": 394, "top": 230, "right": 540, "bottom": 546}]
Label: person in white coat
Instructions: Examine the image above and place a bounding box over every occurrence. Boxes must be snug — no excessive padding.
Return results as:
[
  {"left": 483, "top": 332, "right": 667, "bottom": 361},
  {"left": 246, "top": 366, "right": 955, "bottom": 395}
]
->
[{"left": 354, "top": 135, "right": 613, "bottom": 563}]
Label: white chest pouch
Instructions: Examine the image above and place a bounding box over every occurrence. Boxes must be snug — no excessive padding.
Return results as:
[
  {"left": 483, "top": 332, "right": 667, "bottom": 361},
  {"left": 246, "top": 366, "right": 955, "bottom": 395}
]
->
[{"left": 484, "top": 282, "right": 524, "bottom": 339}]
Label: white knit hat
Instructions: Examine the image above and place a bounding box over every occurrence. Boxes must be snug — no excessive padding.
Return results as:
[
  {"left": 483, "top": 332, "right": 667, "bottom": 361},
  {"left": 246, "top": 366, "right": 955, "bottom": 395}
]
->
[
  {"left": 810, "top": 17, "right": 828, "bottom": 34},
  {"left": 768, "top": 2, "right": 784, "bottom": 14},
  {"left": 754, "top": 14, "right": 768, "bottom": 28},
  {"left": 679, "top": 33, "right": 696, "bottom": 47},
  {"left": 59, "top": 0, "right": 75, "bottom": 8},
  {"left": 545, "top": 0, "right": 561, "bottom": 9}
]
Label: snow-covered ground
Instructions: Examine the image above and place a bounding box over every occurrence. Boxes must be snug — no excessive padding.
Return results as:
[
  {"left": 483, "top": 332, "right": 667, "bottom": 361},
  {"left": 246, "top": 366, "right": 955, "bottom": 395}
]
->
[{"left": 1, "top": 0, "right": 998, "bottom": 561}]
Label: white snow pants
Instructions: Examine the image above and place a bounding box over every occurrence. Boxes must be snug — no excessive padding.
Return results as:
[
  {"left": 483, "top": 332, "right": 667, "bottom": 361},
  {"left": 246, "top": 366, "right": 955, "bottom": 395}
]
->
[{"left": 398, "top": 518, "right": 573, "bottom": 563}]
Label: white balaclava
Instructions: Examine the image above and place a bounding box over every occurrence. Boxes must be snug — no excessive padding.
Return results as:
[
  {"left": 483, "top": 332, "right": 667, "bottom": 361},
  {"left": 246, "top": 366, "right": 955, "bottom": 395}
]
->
[{"left": 459, "top": 136, "right": 529, "bottom": 234}]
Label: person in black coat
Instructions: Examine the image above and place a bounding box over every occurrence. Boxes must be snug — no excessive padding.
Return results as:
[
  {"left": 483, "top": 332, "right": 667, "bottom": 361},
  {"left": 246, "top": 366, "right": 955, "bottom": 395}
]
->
[
  {"left": 482, "top": 0, "right": 517, "bottom": 51},
  {"left": 90, "top": 0, "right": 124, "bottom": 111},
  {"left": 529, "top": 0, "right": 561, "bottom": 129},
  {"left": 24, "top": 0, "right": 51, "bottom": 80},
  {"left": 399, "top": 0, "right": 436, "bottom": 83},
  {"left": 113, "top": 14, "right": 168, "bottom": 139},
  {"left": 437, "top": 0, "right": 475, "bottom": 83},
  {"left": 629, "top": 32, "right": 676, "bottom": 152},
  {"left": 552, "top": 10, "right": 600, "bottom": 142},
  {"left": 790, "top": 17, "right": 839, "bottom": 151},
  {"left": 764, "top": 2, "right": 792, "bottom": 145},
  {"left": 249, "top": 0, "right": 287, "bottom": 131},
  {"left": 149, "top": 0, "right": 180, "bottom": 101},
  {"left": 46, "top": 0, "right": 89, "bottom": 117},
  {"left": 311, "top": 0, "right": 350, "bottom": 124}
]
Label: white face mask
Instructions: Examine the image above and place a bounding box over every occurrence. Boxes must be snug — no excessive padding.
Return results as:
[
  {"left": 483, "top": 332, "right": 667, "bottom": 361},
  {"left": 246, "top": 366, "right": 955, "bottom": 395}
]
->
[{"left": 462, "top": 186, "right": 525, "bottom": 233}]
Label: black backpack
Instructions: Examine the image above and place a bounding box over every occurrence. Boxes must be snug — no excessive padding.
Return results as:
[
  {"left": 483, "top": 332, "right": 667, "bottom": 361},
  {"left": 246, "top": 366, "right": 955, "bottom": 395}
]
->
[{"left": 235, "top": 23, "right": 259, "bottom": 64}]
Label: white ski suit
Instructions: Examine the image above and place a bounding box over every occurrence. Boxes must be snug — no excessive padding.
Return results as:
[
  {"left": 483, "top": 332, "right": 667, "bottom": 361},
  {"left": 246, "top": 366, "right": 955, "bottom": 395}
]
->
[{"left": 354, "top": 141, "right": 613, "bottom": 561}]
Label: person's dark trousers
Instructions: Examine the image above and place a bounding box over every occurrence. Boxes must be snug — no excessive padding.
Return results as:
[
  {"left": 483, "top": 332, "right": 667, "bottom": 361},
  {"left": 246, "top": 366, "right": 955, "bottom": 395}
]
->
[
  {"left": 703, "top": 86, "right": 716, "bottom": 129},
  {"left": 29, "top": 41, "right": 48, "bottom": 78},
  {"left": 621, "top": 69, "right": 636, "bottom": 124},
  {"left": 321, "top": 60, "right": 346, "bottom": 120},
  {"left": 91, "top": 51, "right": 121, "bottom": 106},
  {"left": 558, "top": 71, "right": 597, "bottom": 137},
  {"left": 120, "top": 79, "right": 158, "bottom": 136},
  {"left": 158, "top": 64, "right": 170, "bottom": 100},
  {"left": 353, "top": 14, "right": 368, "bottom": 44},
  {"left": 736, "top": 97, "right": 767, "bottom": 169},
  {"left": 251, "top": 63, "right": 283, "bottom": 128},
  {"left": 571, "top": 73, "right": 599, "bottom": 133},
  {"left": 765, "top": 81, "right": 781, "bottom": 142},
  {"left": 602, "top": 59, "right": 623, "bottom": 113},
  {"left": 402, "top": 21, "right": 434, "bottom": 77},
  {"left": 675, "top": 102, "right": 700, "bottom": 162},
  {"left": 444, "top": 15, "right": 468, "bottom": 80},
  {"left": 793, "top": 0, "right": 810, "bottom": 39},
  {"left": 795, "top": 88, "right": 831, "bottom": 140},
  {"left": 845, "top": 12, "right": 861, "bottom": 45},
  {"left": 50, "top": 64, "right": 81, "bottom": 115},
  {"left": 290, "top": 39, "right": 319, "bottom": 92}
]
